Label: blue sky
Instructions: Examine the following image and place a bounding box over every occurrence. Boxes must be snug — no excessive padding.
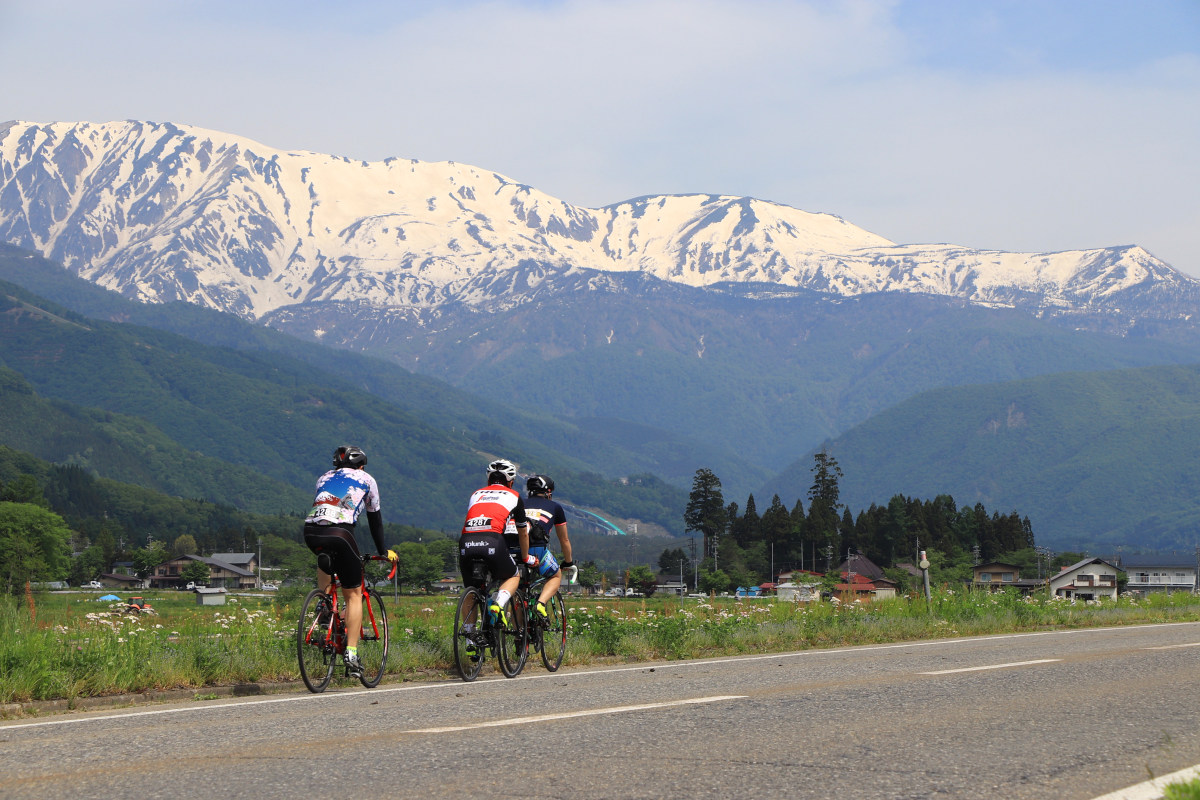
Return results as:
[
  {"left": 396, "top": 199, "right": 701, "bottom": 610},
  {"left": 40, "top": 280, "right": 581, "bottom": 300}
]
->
[{"left": 3, "top": 0, "right": 1198, "bottom": 274}]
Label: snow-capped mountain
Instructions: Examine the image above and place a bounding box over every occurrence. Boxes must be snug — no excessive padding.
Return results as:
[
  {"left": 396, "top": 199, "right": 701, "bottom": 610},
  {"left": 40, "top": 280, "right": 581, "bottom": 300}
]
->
[{"left": 1, "top": 119, "right": 1197, "bottom": 323}]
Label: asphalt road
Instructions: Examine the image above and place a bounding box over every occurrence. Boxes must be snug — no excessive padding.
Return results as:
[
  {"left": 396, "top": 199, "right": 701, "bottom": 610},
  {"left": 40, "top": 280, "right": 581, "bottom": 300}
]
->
[{"left": 3, "top": 622, "right": 1200, "bottom": 799}]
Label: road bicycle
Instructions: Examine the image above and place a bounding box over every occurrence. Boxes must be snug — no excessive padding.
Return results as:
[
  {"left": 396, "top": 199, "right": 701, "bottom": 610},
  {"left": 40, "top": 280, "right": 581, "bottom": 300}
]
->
[
  {"left": 452, "top": 561, "right": 527, "bottom": 681},
  {"left": 297, "top": 554, "right": 394, "bottom": 693},
  {"left": 518, "top": 567, "right": 568, "bottom": 672}
]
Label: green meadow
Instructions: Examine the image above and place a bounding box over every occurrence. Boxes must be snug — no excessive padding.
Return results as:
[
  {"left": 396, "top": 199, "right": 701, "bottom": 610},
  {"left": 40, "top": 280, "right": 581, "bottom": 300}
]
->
[{"left": 4, "top": 587, "right": 1200, "bottom": 709}]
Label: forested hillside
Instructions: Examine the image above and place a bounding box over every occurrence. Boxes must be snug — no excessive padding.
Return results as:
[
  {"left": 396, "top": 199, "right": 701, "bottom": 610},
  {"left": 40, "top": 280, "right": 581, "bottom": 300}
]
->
[
  {"left": 0, "top": 276, "right": 686, "bottom": 533},
  {"left": 762, "top": 364, "right": 1200, "bottom": 551},
  {"left": 0, "top": 244, "right": 730, "bottom": 495}
]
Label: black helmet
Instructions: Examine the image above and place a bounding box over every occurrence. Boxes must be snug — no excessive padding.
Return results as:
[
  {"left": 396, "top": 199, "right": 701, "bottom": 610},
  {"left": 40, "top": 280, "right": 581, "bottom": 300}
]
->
[
  {"left": 332, "top": 445, "right": 367, "bottom": 470},
  {"left": 486, "top": 458, "right": 518, "bottom": 483},
  {"left": 527, "top": 474, "right": 555, "bottom": 496}
]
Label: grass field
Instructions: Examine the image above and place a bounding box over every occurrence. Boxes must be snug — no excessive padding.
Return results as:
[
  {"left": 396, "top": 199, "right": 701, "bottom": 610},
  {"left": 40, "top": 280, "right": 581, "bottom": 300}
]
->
[{"left": 4, "top": 586, "right": 1200, "bottom": 706}]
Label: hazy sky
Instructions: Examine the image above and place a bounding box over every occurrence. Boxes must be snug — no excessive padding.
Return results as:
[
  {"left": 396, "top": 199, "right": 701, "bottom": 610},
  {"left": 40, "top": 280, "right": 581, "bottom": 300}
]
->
[{"left": 4, "top": 0, "right": 1198, "bottom": 274}]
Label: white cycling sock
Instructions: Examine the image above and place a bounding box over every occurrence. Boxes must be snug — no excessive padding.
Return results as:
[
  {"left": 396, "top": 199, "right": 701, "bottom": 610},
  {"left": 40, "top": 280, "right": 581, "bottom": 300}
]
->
[{"left": 494, "top": 589, "right": 511, "bottom": 608}]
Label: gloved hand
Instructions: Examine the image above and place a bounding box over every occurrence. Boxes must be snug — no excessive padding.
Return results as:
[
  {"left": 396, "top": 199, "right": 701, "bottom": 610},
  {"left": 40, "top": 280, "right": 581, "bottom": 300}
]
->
[
  {"left": 386, "top": 549, "right": 398, "bottom": 563},
  {"left": 524, "top": 554, "right": 539, "bottom": 567},
  {"left": 561, "top": 561, "right": 578, "bottom": 585}
]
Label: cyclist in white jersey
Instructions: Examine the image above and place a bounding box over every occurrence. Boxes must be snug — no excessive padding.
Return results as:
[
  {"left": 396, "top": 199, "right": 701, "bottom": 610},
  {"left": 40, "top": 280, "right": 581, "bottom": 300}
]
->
[{"left": 303, "top": 445, "right": 397, "bottom": 677}]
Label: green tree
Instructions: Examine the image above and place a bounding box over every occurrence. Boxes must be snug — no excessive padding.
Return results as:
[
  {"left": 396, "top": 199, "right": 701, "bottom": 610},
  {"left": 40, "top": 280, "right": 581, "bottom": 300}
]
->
[
  {"left": 172, "top": 534, "right": 198, "bottom": 557},
  {"left": 698, "top": 567, "right": 729, "bottom": 594},
  {"left": 806, "top": 450, "right": 844, "bottom": 563},
  {"left": 1, "top": 475, "right": 48, "bottom": 508},
  {"left": 0, "top": 501, "right": 72, "bottom": 593},
  {"left": 658, "top": 547, "right": 691, "bottom": 583},
  {"left": 132, "top": 543, "right": 169, "bottom": 580},
  {"left": 576, "top": 561, "right": 603, "bottom": 590},
  {"left": 396, "top": 541, "right": 443, "bottom": 593},
  {"left": 807, "top": 449, "right": 843, "bottom": 511},
  {"left": 68, "top": 542, "right": 107, "bottom": 586},
  {"left": 626, "top": 565, "right": 658, "bottom": 597},
  {"left": 684, "top": 468, "right": 726, "bottom": 565},
  {"left": 425, "top": 537, "right": 458, "bottom": 572},
  {"left": 181, "top": 559, "right": 211, "bottom": 585}
]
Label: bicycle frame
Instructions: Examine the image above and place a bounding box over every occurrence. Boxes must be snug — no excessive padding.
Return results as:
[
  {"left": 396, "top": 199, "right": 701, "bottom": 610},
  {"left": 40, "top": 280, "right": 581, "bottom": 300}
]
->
[{"left": 303, "top": 555, "right": 395, "bottom": 652}]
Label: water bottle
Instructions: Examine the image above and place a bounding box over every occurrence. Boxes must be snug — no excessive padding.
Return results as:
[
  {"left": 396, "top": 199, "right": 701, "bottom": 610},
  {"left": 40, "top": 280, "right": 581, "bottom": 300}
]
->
[{"left": 485, "top": 596, "right": 497, "bottom": 625}]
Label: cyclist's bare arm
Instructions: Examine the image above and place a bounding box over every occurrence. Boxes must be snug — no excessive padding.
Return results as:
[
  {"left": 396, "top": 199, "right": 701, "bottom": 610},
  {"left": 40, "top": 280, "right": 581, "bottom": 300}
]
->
[{"left": 555, "top": 522, "right": 572, "bottom": 563}]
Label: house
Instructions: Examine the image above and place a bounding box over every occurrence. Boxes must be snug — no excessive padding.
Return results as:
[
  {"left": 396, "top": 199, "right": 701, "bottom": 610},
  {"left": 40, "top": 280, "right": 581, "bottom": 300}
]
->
[
  {"left": 98, "top": 572, "right": 143, "bottom": 589},
  {"left": 776, "top": 570, "right": 823, "bottom": 602},
  {"left": 149, "top": 554, "right": 258, "bottom": 590},
  {"left": 973, "top": 562, "right": 1047, "bottom": 595},
  {"left": 211, "top": 553, "right": 258, "bottom": 574},
  {"left": 1116, "top": 553, "right": 1198, "bottom": 594},
  {"left": 434, "top": 573, "right": 464, "bottom": 593},
  {"left": 1049, "top": 557, "right": 1121, "bottom": 601},
  {"left": 655, "top": 576, "right": 687, "bottom": 597},
  {"left": 835, "top": 553, "right": 887, "bottom": 582},
  {"left": 834, "top": 572, "right": 899, "bottom": 600},
  {"left": 974, "top": 561, "right": 1020, "bottom": 588}
]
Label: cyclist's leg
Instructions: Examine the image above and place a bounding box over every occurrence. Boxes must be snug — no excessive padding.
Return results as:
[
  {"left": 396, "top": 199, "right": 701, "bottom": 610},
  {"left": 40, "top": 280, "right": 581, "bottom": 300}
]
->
[
  {"left": 342, "top": 583, "right": 364, "bottom": 650},
  {"left": 530, "top": 547, "right": 562, "bottom": 608}
]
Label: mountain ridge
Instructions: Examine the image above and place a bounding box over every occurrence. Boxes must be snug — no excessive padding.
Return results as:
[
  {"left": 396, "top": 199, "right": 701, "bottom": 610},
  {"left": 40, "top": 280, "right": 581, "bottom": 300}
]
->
[{"left": 4, "top": 119, "right": 1197, "bottom": 329}]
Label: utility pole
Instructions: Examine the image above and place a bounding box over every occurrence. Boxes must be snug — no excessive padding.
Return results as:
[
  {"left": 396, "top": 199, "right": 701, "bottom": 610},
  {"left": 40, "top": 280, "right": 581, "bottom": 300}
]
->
[{"left": 689, "top": 537, "right": 698, "bottom": 590}]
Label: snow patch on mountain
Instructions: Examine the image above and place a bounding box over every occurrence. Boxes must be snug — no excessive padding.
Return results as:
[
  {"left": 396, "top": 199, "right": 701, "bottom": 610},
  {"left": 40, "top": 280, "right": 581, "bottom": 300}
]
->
[{"left": 1, "top": 120, "right": 1196, "bottom": 322}]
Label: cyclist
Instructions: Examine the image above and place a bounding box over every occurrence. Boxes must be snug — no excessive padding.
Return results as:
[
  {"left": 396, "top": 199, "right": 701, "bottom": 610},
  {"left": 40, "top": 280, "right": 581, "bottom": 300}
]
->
[
  {"left": 459, "top": 458, "right": 535, "bottom": 653},
  {"left": 303, "top": 445, "right": 397, "bottom": 678},
  {"left": 519, "top": 474, "right": 576, "bottom": 621}
]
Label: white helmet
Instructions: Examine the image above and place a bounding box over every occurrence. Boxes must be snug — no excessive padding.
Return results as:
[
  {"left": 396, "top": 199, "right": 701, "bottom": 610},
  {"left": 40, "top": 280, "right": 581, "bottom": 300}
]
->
[{"left": 486, "top": 459, "right": 518, "bottom": 482}]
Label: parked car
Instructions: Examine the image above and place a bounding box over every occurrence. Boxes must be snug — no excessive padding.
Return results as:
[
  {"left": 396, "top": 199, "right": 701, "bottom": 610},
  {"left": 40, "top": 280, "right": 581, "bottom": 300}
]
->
[
  {"left": 185, "top": 582, "right": 204, "bottom": 590},
  {"left": 261, "top": 583, "right": 278, "bottom": 591},
  {"left": 86, "top": 580, "right": 103, "bottom": 589}
]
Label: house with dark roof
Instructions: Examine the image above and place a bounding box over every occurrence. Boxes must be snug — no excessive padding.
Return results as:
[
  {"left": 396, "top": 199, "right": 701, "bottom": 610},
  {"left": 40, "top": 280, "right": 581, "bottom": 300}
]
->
[
  {"left": 972, "top": 562, "right": 1047, "bottom": 595},
  {"left": 149, "top": 554, "right": 258, "bottom": 590},
  {"left": 1116, "top": 553, "right": 1198, "bottom": 594}
]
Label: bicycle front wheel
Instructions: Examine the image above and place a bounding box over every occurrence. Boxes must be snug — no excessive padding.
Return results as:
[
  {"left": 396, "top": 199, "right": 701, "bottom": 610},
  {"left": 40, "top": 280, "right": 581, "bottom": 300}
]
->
[
  {"left": 357, "top": 588, "right": 389, "bottom": 688},
  {"left": 297, "top": 589, "right": 336, "bottom": 693},
  {"left": 540, "top": 591, "right": 567, "bottom": 672},
  {"left": 453, "top": 587, "right": 486, "bottom": 682},
  {"left": 497, "top": 593, "right": 528, "bottom": 678}
]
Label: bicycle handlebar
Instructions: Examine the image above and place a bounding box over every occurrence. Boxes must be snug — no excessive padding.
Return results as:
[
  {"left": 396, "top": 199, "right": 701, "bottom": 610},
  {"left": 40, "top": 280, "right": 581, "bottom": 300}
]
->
[{"left": 363, "top": 553, "right": 398, "bottom": 581}]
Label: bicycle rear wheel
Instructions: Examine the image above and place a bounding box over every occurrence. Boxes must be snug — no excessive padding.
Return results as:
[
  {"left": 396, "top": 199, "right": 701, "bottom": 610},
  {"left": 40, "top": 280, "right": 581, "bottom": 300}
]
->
[
  {"left": 298, "top": 589, "right": 336, "bottom": 693},
  {"left": 539, "top": 591, "right": 567, "bottom": 672},
  {"left": 453, "top": 587, "right": 486, "bottom": 682},
  {"left": 497, "top": 593, "right": 528, "bottom": 678},
  {"left": 357, "top": 588, "right": 389, "bottom": 688}
]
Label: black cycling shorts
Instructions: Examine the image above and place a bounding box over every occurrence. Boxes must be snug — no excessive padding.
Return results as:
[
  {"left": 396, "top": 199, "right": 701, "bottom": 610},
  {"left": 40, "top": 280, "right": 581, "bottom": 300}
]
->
[
  {"left": 458, "top": 532, "right": 517, "bottom": 590},
  {"left": 304, "top": 523, "right": 364, "bottom": 589}
]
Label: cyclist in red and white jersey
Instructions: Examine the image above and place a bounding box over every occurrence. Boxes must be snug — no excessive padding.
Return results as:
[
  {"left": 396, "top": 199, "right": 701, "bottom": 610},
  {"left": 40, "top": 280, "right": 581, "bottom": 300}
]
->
[{"left": 459, "top": 459, "right": 536, "bottom": 637}]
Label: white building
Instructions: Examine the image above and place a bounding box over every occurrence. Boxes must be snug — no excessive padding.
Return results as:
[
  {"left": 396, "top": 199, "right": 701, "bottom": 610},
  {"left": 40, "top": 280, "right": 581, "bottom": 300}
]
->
[
  {"left": 1049, "top": 557, "right": 1121, "bottom": 601},
  {"left": 1117, "top": 553, "right": 1198, "bottom": 594}
]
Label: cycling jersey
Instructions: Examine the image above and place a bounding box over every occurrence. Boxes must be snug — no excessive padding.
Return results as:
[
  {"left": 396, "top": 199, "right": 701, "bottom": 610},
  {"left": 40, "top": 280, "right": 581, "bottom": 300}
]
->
[
  {"left": 523, "top": 495, "right": 567, "bottom": 548},
  {"left": 306, "top": 468, "right": 381, "bottom": 528},
  {"left": 462, "top": 484, "right": 528, "bottom": 539}
]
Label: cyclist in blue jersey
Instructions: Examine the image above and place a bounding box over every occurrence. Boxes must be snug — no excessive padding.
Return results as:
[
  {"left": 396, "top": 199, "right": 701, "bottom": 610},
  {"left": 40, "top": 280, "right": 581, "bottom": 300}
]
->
[
  {"left": 304, "top": 445, "right": 397, "bottom": 677},
  {"left": 519, "top": 474, "right": 576, "bottom": 621}
]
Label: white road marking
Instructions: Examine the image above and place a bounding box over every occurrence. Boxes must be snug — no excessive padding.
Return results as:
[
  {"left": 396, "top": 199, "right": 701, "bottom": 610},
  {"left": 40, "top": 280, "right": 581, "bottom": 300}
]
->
[
  {"left": 4, "top": 620, "right": 1198, "bottom": 731},
  {"left": 1144, "top": 642, "right": 1200, "bottom": 650},
  {"left": 404, "top": 695, "right": 747, "bottom": 734},
  {"left": 920, "top": 659, "right": 1060, "bottom": 675},
  {"left": 1090, "top": 764, "right": 1200, "bottom": 800}
]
